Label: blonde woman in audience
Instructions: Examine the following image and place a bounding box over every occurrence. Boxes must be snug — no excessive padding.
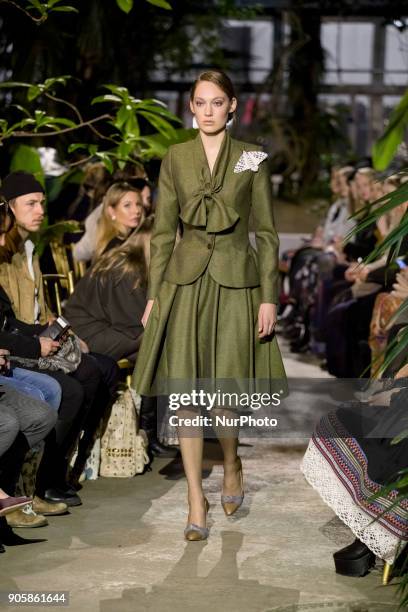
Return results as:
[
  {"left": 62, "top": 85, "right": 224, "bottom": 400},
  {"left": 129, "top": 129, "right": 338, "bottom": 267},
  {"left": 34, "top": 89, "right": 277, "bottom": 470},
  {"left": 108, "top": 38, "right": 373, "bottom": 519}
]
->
[
  {"left": 93, "top": 182, "right": 144, "bottom": 260},
  {"left": 65, "top": 217, "right": 153, "bottom": 362}
]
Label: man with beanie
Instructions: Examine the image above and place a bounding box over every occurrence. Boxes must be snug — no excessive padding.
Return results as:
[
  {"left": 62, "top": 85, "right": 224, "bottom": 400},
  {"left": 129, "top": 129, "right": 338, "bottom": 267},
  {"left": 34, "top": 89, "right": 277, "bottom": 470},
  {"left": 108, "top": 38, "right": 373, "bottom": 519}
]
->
[{"left": 0, "top": 172, "right": 52, "bottom": 324}]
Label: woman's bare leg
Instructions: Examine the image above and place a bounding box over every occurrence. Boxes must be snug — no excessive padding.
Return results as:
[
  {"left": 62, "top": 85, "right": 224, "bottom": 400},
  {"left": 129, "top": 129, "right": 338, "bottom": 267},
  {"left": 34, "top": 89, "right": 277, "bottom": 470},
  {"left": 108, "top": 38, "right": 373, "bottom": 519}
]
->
[{"left": 212, "top": 409, "right": 242, "bottom": 496}]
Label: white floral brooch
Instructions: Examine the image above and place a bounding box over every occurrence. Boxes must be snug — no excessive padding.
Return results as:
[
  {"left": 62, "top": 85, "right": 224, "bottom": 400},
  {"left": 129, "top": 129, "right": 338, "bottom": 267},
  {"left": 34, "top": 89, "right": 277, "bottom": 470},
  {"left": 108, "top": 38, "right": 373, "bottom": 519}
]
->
[{"left": 234, "top": 150, "right": 268, "bottom": 173}]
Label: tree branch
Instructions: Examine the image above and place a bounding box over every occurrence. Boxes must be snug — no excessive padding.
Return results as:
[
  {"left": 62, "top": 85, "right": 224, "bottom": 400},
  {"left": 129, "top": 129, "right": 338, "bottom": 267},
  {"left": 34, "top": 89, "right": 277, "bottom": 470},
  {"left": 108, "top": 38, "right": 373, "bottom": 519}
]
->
[
  {"left": 45, "top": 93, "right": 83, "bottom": 123},
  {"left": 6, "top": 114, "right": 113, "bottom": 139},
  {"left": 44, "top": 93, "right": 116, "bottom": 143},
  {"left": 66, "top": 155, "right": 95, "bottom": 168},
  {"left": 0, "top": 0, "right": 47, "bottom": 23}
]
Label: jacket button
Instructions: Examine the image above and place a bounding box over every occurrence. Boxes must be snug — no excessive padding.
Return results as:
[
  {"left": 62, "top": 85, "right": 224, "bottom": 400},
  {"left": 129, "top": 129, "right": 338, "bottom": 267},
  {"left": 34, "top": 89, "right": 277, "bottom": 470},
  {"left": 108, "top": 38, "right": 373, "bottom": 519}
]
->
[{"left": 207, "top": 243, "right": 212, "bottom": 250}]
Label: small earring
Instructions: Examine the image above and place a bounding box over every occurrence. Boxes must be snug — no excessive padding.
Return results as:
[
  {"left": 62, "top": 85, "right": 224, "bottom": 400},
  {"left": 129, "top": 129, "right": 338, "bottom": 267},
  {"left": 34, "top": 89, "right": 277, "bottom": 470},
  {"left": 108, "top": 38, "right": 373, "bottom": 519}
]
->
[
  {"left": 226, "top": 113, "right": 235, "bottom": 130},
  {"left": 111, "top": 215, "right": 116, "bottom": 221},
  {"left": 192, "top": 116, "right": 199, "bottom": 129}
]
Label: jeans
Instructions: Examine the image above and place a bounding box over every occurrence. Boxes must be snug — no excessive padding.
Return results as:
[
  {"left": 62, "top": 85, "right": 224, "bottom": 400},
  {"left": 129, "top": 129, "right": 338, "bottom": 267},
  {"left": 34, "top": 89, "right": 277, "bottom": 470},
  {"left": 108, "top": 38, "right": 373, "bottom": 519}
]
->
[{"left": 0, "top": 367, "right": 62, "bottom": 411}]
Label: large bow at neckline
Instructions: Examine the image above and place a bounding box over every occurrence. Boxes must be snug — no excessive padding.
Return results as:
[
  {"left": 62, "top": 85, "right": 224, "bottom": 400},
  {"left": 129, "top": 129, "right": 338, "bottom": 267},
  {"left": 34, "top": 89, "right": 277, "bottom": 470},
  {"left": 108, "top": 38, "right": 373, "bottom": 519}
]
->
[{"left": 179, "top": 176, "right": 239, "bottom": 233}]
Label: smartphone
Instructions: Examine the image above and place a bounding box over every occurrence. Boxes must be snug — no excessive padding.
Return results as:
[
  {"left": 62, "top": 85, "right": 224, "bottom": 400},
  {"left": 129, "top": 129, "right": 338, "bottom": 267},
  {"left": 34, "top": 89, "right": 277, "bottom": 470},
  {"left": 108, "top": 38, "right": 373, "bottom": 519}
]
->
[
  {"left": 396, "top": 258, "right": 407, "bottom": 270},
  {"left": 39, "top": 316, "right": 71, "bottom": 341}
]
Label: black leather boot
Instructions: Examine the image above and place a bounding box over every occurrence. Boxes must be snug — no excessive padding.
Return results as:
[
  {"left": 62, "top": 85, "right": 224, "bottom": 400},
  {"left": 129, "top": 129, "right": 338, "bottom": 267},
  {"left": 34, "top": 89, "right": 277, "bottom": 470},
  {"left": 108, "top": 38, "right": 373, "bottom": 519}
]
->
[
  {"left": 140, "top": 396, "right": 179, "bottom": 458},
  {"left": 0, "top": 517, "right": 45, "bottom": 546},
  {"left": 333, "top": 538, "right": 376, "bottom": 577}
]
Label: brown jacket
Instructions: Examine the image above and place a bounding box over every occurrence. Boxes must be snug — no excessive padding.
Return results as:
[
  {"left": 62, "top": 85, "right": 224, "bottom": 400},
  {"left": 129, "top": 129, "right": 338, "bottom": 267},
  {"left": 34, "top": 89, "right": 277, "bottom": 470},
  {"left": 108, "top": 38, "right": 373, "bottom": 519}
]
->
[{"left": 0, "top": 231, "right": 53, "bottom": 325}]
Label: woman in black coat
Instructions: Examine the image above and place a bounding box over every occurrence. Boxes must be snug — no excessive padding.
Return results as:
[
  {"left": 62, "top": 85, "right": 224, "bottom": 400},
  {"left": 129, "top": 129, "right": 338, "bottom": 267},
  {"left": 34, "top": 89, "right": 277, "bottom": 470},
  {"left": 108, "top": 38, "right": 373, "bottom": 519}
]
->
[{"left": 65, "top": 217, "right": 153, "bottom": 363}]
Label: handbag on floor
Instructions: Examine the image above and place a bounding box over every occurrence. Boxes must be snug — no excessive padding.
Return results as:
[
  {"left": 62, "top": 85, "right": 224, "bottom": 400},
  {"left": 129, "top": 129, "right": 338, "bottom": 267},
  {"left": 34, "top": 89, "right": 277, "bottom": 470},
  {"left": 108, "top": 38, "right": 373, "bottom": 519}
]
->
[{"left": 100, "top": 388, "right": 150, "bottom": 478}]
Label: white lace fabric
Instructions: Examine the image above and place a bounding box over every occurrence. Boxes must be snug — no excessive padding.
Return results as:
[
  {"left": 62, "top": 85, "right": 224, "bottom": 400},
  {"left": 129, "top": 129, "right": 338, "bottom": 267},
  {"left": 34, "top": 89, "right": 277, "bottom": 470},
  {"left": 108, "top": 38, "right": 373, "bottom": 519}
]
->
[
  {"left": 301, "top": 439, "right": 405, "bottom": 563},
  {"left": 233, "top": 151, "right": 268, "bottom": 173}
]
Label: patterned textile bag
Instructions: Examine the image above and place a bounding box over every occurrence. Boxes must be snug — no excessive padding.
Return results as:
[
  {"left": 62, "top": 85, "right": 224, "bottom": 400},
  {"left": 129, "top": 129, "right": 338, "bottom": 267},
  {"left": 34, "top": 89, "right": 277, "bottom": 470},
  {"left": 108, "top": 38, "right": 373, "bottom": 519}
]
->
[
  {"left": 83, "top": 437, "right": 101, "bottom": 480},
  {"left": 70, "top": 436, "right": 101, "bottom": 481},
  {"left": 369, "top": 292, "right": 403, "bottom": 376},
  {"left": 100, "top": 389, "right": 149, "bottom": 477}
]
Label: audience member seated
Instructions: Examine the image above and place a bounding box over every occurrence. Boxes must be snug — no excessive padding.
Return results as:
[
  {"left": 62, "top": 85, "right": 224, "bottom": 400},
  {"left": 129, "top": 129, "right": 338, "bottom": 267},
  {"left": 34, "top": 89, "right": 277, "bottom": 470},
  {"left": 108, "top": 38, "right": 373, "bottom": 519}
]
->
[
  {"left": 73, "top": 179, "right": 148, "bottom": 263},
  {"left": 0, "top": 353, "right": 57, "bottom": 552},
  {"left": 302, "top": 359, "right": 408, "bottom": 578},
  {"left": 64, "top": 162, "right": 111, "bottom": 223},
  {"left": 0, "top": 212, "right": 62, "bottom": 410},
  {"left": 128, "top": 177, "right": 153, "bottom": 217},
  {"left": 280, "top": 165, "right": 389, "bottom": 373},
  {"left": 65, "top": 216, "right": 152, "bottom": 362},
  {"left": 325, "top": 171, "right": 407, "bottom": 377},
  {"left": 94, "top": 181, "right": 144, "bottom": 260},
  {"left": 280, "top": 165, "right": 358, "bottom": 354}
]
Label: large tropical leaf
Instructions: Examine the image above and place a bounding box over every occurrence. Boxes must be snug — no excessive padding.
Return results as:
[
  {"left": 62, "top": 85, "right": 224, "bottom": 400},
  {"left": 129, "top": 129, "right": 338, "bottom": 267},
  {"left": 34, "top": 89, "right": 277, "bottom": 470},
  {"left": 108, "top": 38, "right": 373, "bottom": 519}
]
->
[
  {"left": 345, "top": 179, "right": 408, "bottom": 263},
  {"left": 116, "top": 0, "right": 133, "bottom": 13},
  {"left": 362, "top": 213, "right": 408, "bottom": 264},
  {"left": 372, "top": 89, "right": 408, "bottom": 171},
  {"left": 146, "top": 0, "right": 172, "bottom": 8}
]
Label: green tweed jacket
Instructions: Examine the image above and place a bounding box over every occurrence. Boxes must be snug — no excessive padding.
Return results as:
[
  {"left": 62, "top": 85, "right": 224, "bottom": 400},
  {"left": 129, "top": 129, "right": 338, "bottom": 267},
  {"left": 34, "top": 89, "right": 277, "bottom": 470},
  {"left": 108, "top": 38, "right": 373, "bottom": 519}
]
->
[{"left": 148, "top": 131, "right": 280, "bottom": 304}]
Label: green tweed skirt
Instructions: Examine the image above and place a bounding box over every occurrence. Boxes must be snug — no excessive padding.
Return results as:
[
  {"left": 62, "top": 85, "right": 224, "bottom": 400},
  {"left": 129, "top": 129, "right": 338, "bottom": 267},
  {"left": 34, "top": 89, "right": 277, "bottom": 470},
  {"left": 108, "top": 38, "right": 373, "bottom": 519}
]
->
[{"left": 132, "top": 268, "right": 287, "bottom": 398}]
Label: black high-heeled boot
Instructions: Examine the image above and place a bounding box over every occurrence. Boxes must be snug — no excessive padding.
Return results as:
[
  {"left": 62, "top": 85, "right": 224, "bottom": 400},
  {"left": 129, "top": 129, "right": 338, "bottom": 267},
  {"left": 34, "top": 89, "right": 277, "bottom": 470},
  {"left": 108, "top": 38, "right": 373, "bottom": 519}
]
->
[
  {"left": 333, "top": 538, "right": 376, "bottom": 577},
  {"left": 0, "top": 516, "right": 45, "bottom": 546}
]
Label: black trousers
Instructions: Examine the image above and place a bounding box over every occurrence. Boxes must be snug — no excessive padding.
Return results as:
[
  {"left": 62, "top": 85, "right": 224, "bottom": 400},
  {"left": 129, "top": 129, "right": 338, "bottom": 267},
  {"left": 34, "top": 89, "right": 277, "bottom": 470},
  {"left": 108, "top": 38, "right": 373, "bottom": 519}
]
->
[
  {"left": 0, "top": 432, "right": 30, "bottom": 496},
  {"left": 70, "top": 352, "right": 120, "bottom": 479},
  {"left": 35, "top": 353, "right": 106, "bottom": 493}
]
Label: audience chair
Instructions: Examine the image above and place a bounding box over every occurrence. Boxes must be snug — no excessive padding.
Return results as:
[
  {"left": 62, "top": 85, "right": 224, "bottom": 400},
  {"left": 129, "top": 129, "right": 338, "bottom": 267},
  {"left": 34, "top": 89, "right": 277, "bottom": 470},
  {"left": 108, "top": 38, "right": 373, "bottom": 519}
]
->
[
  {"left": 43, "top": 272, "right": 75, "bottom": 317},
  {"left": 382, "top": 543, "right": 407, "bottom": 586},
  {"left": 50, "top": 241, "right": 87, "bottom": 284},
  {"left": 383, "top": 561, "right": 392, "bottom": 585},
  {"left": 117, "top": 358, "right": 134, "bottom": 388}
]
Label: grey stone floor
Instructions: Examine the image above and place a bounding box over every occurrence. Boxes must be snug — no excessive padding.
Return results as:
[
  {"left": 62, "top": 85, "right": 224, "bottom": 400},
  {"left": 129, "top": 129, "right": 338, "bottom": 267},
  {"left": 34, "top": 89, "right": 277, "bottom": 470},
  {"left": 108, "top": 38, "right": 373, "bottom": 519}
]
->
[{"left": 0, "top": 344, "right": 401, "bottom": 612}]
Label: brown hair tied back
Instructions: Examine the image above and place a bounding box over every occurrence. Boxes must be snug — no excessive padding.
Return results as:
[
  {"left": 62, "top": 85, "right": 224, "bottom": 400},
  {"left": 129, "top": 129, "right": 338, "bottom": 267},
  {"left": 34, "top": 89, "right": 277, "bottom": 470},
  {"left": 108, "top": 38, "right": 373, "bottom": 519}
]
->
[{"left": 190, "top": 70, "right": 236, "bottom": 102}]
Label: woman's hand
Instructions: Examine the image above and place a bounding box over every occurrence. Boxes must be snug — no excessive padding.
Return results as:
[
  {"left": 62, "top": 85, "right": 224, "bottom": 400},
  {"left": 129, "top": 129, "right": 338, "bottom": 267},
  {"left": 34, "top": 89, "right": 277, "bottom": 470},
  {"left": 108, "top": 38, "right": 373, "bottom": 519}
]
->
[
  {"left": 78, "top": 338, "right": 90, "bottom": 353},
  {"left": 344, "top": 263, "right": 360, "bottom": 282},
  {"left": 39, "top": 337, "right": 60, "bottom": 357},
  {"left": 392, "top": 269, "right": 408, "bottom": 300},
  {"left": 142, "top": 299, "right": 155, "bottom": 328},
  {"left": 0, "top": 349, "right": 10, "bottom": 374},
  {"left": 258, "top": 303, "right": 277, "bottom": 338}
]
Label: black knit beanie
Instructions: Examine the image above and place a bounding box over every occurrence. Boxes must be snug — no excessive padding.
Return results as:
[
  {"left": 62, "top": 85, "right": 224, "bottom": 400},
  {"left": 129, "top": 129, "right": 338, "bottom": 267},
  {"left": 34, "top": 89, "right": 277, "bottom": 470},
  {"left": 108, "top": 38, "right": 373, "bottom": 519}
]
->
[{"left": 0, "top": 171, "right": 44, "bottom": 202}]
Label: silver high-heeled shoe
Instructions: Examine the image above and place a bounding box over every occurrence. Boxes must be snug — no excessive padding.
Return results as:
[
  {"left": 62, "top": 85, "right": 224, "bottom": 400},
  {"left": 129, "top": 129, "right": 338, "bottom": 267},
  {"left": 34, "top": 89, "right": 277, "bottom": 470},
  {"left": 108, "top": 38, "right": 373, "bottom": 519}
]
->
[
  {"left": 184, "top": 497, "right": 210, "bottom": 541},
  {"left": 221, "top": 457, "right": 244, "bottom": 516}
]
